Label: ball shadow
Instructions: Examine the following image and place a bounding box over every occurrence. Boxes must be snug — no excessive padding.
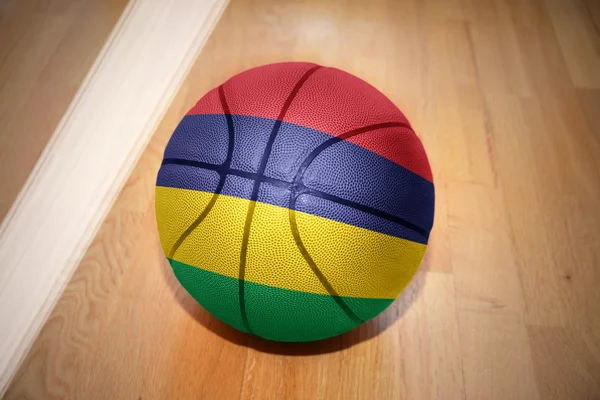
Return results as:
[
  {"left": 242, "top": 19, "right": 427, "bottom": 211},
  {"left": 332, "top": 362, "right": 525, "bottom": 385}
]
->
[{"left": 160, "top": 247, "right": 427, "bottom": 355}]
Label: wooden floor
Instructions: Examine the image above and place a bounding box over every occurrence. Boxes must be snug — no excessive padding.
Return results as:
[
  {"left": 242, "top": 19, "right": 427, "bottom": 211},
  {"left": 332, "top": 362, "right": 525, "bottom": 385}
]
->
[
  {"left": 0, "top": 0, "right": 128, "bottom": 223},
  {"left": 5, "top": 0, "right": 600, "bottom": 398}
]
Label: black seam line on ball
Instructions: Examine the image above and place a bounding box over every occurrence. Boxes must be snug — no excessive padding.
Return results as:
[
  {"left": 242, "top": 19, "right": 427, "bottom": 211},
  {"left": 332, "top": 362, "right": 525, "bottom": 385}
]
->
[
  {"left": 288, "top": 197, "right": 364, "bottom": 325},
  {"left": 238, "top": 65, "right": 322, "bottom": 335},
  {"left": 162, "top": 140, "right": 430, "bottom": 240},
  {"left": 287, "top": 122, "right": 412, "bottom": 325},
  {"left": 167, "top": 85, "right": 235, "bottom": 264},
  {"left": 165, "top": 156, "right": 430, "bottom": 240},
  {"left": 290, "top": 120, "right": 429, "bottom": 239}
]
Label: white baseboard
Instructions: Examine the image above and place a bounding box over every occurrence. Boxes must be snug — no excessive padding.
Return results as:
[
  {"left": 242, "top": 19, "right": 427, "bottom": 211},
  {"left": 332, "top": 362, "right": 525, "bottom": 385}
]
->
[{"left": 0, "top": 0, "right": 228, "bottom": 393}]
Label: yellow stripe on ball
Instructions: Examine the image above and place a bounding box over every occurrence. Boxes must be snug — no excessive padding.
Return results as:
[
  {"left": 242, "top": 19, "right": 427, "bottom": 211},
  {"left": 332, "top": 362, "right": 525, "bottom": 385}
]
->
[{"left": 156, "top": 186, "right": 426, "bottom": 299}]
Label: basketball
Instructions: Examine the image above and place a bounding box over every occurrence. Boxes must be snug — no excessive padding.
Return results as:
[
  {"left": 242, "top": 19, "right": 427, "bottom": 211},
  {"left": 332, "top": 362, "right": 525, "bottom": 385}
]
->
[{"left": 155, "top": 62, "right": 434, "bottom": 342}]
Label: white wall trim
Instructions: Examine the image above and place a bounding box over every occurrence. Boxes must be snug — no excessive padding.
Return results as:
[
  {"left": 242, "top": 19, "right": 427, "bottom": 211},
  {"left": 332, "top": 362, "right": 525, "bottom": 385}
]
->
[{"left": 0, "top": 0, "right": 228, "bottom": 393}]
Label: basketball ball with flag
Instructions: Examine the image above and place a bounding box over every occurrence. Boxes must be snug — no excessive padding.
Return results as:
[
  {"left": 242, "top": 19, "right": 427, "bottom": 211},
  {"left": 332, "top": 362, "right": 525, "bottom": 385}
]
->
[{"left": 155, "top": 62, "right": 434, "bottom": 342}]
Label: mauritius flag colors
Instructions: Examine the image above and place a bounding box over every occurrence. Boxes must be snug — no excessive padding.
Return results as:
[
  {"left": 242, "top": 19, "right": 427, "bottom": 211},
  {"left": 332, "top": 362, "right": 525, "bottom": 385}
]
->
[{"left": 155, "top": 62, "right": 434, "bottom": 342}]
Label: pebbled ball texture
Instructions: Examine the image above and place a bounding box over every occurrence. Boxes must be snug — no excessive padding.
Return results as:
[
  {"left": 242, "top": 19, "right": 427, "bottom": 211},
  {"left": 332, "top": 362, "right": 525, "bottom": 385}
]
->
[{"left": 155, "top": 62, "right": 434, "bottom": 342}]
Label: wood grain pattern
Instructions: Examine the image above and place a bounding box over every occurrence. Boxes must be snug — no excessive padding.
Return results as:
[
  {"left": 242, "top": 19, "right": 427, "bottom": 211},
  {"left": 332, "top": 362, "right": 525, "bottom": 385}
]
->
[
  {"left": 0, "top": 0, "right": 228, "bottom": 393},
  {"left": 5, "top": 0, "right": 600, "bottom": 398}
]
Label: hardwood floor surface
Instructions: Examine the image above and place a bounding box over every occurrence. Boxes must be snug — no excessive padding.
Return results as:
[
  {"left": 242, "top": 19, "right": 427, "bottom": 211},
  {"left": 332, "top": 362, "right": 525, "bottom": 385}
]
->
[{"left": 5, "top": 0, "right": 600, "bottom": 398}]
